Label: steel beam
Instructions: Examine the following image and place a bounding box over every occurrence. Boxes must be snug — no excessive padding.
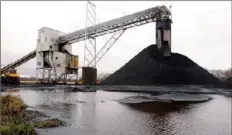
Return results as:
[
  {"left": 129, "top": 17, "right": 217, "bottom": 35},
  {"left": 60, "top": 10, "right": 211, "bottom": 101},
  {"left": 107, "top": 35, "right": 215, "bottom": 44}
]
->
[
  {"left": 58, "top": 5, "right": 171, "bottom": 45},
  {"left": 87, "top": 29, "right": 126, "bottom": 66},
  {"left": 84, "top": 1, "right": 97, "bottom": 68}
]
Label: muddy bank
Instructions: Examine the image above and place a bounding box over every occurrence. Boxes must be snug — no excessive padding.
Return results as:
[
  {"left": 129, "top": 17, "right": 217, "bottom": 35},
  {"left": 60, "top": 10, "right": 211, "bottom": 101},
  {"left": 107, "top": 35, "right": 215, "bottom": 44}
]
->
[
  {"left": 117, "top": 93, "right": 212, "bottom": 104},
  {"left": 102, "top": 85, "right": 232, "bottom": 97},
  {"left": 101, "top": 44, "right": 222, "bottom": 86},
  {"left": 23, "top": 110, "right": 48, "bottom": 123},
  {"left": 0, "top": 85, "right": 97, "bottom": 92},
  {"left": 23, "top": 109, "right": 66, "bottom": 128}
]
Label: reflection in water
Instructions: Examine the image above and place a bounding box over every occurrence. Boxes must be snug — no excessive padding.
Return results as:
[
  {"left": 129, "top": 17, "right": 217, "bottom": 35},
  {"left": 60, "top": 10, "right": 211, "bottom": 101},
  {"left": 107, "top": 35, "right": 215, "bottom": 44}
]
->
[
  {"left": 125, "top": 102, "right": 193, "bottom": 135},
  {"left": 5, "top": 89, "right": 231, "bottom": 135},
  {"left": 127, "top": 102, "right": 190, "bottom": 114},
  {"left": 121, "top": 102, "right": 180, "bottom": 134}
]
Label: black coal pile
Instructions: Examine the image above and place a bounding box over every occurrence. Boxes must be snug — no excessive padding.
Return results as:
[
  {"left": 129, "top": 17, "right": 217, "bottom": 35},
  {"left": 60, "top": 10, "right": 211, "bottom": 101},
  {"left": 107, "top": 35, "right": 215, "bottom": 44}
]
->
[
  {"left": 101, "top": 44, "right": 222, "bottom": 85},
  {"left": 224, "top": 77, "right": 232, "bottom": 89}
]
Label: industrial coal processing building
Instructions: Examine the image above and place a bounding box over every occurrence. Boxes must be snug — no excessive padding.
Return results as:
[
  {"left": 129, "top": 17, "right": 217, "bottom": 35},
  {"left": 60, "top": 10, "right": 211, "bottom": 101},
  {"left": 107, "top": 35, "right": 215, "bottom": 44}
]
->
[{"left": 35, "top": 27, "right": 80, "bottom": 84}]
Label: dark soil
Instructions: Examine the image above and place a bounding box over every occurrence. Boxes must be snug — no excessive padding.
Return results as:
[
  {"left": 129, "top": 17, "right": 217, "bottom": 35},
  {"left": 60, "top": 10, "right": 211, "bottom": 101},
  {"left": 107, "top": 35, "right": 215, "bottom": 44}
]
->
[
  {"left": 101, "top": 44, "right": 223, "bottom": 86},
  {"left": 224, "top": 77, "right": 232, "bottom": 89},
  {"left": 23, "top": 110, "right": 49, "bottom": 123},
  {"left": 35, "top": 118, "right": 66, "bottom": 128}
]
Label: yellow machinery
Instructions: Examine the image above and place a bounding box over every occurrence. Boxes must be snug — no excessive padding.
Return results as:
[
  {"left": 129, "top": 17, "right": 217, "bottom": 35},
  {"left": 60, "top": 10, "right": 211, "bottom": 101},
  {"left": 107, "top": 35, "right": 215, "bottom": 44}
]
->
[
  {"left": 1, "top": 50, "right": 36, "bottom": 85},
  {"left": 1, "top": 69, "right": 20, "bottom": 84}
]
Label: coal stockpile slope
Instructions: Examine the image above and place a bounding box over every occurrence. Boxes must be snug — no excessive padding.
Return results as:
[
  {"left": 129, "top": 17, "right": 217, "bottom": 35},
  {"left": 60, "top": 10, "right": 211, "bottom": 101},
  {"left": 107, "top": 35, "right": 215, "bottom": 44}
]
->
[
  {"left": 224, "top": 77, "right": 232, "bottom": 89},
  {"left": 101, "top": 44, "right": 222, "bottom": 85}
]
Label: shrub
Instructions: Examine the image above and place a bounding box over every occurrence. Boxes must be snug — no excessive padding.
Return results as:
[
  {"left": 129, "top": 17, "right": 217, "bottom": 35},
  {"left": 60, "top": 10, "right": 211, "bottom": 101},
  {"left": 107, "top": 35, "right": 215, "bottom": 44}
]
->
[
  {"left": 1, "top": 95, "right": 27, "bottom": 117},
  {"left": 0, "top": 95, "right": 35, "bottom": 135},
  {"left": 35, "top": 118, "right": 65, "bottom": 128},
  {"left": 0, "top": 123, "right": 36, "bottom": 135}
]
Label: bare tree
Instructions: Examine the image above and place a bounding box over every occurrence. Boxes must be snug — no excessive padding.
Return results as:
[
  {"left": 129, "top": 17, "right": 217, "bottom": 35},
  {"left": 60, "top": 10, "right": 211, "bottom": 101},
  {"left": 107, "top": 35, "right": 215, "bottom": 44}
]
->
[
  {"left": 98, "top": 73, "right": 111, "bottom": 81},
  {"left": 209, "top": 68, "right": 232, "bottom": 81}
]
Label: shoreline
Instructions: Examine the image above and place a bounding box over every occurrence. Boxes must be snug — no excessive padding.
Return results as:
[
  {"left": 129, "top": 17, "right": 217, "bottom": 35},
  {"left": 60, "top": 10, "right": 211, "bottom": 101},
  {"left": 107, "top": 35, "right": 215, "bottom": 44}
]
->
[
  {"left": 0, "top": 95, "right": 66, "bottom": 135},
  {"left": 1, "top": 84, "right": 231, "bottom": 97}
]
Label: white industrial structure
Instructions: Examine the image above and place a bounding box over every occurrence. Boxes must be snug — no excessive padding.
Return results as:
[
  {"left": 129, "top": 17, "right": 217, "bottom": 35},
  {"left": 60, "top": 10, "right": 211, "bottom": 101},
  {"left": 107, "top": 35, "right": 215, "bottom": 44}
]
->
[
  {"left": 36, "top": 27, "right": 78, "bottom": 84},
  {"left": 1, "top": 3, "right": 172, "bottom": 85}
]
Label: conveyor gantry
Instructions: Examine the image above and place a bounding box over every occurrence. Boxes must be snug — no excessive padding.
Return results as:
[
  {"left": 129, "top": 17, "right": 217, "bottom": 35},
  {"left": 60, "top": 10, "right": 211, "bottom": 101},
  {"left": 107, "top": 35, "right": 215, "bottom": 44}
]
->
[
  {"left": 1, "top": 5, "right": 171, "bottom": 73},
  {"left": 57, "top": 5, "right": 171, "bottom": 45},
  {"left": 1, "top": 50, "right": 36, "bottom": 74}
]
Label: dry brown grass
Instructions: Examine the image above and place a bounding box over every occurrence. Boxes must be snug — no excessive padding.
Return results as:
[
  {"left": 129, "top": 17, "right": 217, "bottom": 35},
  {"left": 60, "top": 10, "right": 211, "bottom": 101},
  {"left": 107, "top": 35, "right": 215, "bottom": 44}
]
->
[
  {"left": 1, "top": 95, "right": 27, "bottom": 117},
  {"left": 0, "top": 95, "right": 35, "bottom": 135},
  {"left": 0, "top": 123, "right": 36, "bottom": 135}
]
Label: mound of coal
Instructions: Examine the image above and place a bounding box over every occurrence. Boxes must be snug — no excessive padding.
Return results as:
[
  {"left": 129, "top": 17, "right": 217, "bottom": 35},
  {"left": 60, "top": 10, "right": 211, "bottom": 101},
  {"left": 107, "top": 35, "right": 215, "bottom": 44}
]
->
[
  {"left": 224, "top": 77, "right": 232, "bottom": 89},
  {"left": 101, "top": 44, "right": 222, "bottom": 85}
]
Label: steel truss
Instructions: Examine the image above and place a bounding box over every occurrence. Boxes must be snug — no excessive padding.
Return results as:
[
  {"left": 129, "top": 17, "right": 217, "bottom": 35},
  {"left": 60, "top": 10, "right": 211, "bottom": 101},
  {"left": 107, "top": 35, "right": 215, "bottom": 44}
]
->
[
  {"left": 84, "top": 1, "right": 97, "bottom": 68},
  {"left": 61, "top": 18, "right": 156, "bottom": 44},
  {"left": 58, "top": 6, "right": 171, "bottom": 44},
  {"left": 36, "top": 68, "right": 78, "bottom": 84},
  {"left": 87, "top": 29, "right": 126, "bottom": 66},
  {"left": 1, "top": 50, "right": 36, "bottom": 74},
  {"left": 36, "top": 68, "right": 52, "bottom": 84}
]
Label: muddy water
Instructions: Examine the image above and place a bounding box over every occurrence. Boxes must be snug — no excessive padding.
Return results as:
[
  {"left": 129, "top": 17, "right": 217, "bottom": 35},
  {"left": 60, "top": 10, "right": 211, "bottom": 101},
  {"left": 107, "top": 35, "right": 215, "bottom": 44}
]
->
[{"left": 5, "top": 88, "right": 232, "bottom": 135}]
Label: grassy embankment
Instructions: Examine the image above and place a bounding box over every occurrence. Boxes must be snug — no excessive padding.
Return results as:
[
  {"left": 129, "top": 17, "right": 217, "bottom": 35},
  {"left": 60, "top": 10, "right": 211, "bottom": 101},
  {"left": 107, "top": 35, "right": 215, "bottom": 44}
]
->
[{"left": 0, "top": 94, "right": 65, "bottom": 135}]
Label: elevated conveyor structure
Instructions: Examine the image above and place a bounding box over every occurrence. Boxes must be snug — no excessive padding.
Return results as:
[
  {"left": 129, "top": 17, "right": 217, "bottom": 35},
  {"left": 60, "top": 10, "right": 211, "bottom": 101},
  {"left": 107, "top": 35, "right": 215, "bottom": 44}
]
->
[
  {"left": 1, "top": 50, "right": 36, "bottom": 74},
  {"left": 57, "top": 5, "right": 171, "bottom": 44},
  {"left": 1, "top": 5, "right": 172, "bottom": 80}
]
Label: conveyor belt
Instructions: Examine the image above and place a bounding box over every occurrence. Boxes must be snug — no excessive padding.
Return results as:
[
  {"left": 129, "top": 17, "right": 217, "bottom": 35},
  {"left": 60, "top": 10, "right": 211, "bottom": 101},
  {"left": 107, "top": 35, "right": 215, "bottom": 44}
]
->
[
  {"left": 1, "top": 50, "right": 36, "bottom": 74},
  {"left": 58, "top": 5, "right": 171, "bottom": 44}
]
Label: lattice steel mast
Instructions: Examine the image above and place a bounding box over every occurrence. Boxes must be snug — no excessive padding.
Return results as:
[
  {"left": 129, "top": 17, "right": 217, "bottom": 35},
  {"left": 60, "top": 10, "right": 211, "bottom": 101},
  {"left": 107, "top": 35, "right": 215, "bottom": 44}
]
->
[{"left": 84, "top": 1, "right": 97, "bottom": 68}]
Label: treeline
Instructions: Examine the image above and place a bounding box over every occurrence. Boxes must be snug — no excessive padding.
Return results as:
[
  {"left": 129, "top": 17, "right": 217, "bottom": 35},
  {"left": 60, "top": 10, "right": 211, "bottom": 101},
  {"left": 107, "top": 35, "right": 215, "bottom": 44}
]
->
[
  {"left": 19, "top": 69, "right": 232, "bottom": 83},
  {"left": 98, "top": 69, "right": 232, "bottom": 83},
  {"left": 97, "top": 73, "right": 111, "bottom": 81},
  {"left": 208, "top": 68, "right": 232, "bottom": 81},
  {"left": 20, "top": 77, "right": 36, "bottom": 81}
]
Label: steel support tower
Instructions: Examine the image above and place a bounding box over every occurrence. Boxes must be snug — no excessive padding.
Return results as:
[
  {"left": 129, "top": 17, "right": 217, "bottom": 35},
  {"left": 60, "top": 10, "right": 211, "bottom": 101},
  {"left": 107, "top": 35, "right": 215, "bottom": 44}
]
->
[{"left": 84, "top": 1, "right": 97, "bottom": 68}]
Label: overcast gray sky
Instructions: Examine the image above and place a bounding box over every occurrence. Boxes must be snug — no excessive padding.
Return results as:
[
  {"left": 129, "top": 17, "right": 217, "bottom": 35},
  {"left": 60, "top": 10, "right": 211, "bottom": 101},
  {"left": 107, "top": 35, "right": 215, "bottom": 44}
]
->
[{"left": 1, "top": 1, "right": 231, "bottom": 77}]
